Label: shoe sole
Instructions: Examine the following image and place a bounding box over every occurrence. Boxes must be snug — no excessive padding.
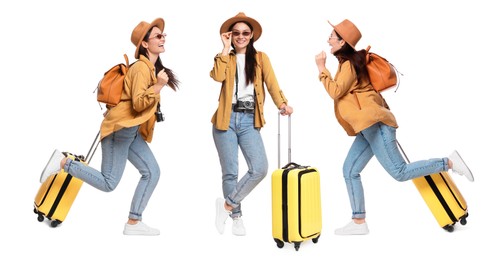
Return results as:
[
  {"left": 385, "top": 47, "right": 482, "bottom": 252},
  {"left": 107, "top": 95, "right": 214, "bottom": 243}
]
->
[
  {"left": 453, "top": 151, "right": 474, "bottom": 182},
  {"left": 123, "top": 231, "right": 160, "bottom": 236},
  {"left": 335, "top": 228, "right": 369, "bottom": 235},
  {"left": 40, "top": 150, "right": 61, "bottom": 183},
  {"left": 335, "top": 231, "right": 369, "bottom": 235}
]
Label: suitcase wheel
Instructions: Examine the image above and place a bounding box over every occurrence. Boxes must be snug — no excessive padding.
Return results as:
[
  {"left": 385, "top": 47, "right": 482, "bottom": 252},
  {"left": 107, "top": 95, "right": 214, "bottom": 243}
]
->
[
  {"left": 460, "top": 212, "right": 468, "bottom": 225},
  {"left": 443, "top": 212, "right": 469, "bottom": 232},
  {"left": 274, "top": 238, "right": 284, "bottom": 249},
  {"left": 443, "top": 224, "right": 455, "bottom": 232},
  {"left": 34, "top": 208, "right": 45, "bottom": 222},
  {"left": 50, "top": 220, "right": 62, "bottom": 228},
  {"left": 294, "top": 242, "right": 301, "bottom": 251},
  {"left": 312, "top": 234, "right": 320, "bottom": 243}
]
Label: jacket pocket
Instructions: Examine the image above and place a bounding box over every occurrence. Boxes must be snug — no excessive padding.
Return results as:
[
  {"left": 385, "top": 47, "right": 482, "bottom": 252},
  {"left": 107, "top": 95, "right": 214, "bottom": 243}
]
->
[{"left": 350, "top": 91, "right": 361, "bottom": 110}]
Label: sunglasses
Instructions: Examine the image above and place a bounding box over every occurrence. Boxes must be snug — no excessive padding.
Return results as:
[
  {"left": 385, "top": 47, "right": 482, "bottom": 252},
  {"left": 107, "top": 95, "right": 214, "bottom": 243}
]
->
[
  {"left": 231, "top": 31, "right": 252, "bottom": 37},
  {"left": 151, "top": 33, "right": 167, "bottom": 40}
]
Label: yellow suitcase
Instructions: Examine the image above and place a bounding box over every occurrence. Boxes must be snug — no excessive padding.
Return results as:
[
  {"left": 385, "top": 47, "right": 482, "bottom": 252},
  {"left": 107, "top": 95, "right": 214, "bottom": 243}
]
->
[
  {"left": 397, "top": 141, "right": 469, "bottom": 232},
  {"left": 33, "top": 132, "right": 100, "bottom": 227},
  {"left": 271, "top": 113, "right": 321, "bottom": 251},
  {"left": 34, "top": 153, "right": 85, "bottom": 227},
  {"left": 272, "top": 163, "right": 322, "bottom": 251},
  {"left": 413, "top": 171, "right": 468, "bottom": 232}
]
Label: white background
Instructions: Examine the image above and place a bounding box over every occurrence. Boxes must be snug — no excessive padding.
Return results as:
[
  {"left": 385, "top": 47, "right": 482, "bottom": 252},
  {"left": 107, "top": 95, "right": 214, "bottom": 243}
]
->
[{"left": 1, "top": 0, "right": 489, "bottom": 259}]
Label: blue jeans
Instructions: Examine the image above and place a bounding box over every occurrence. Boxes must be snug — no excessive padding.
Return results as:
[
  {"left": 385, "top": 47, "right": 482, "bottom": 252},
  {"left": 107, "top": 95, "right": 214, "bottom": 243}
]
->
[
  {"left": 212, "top": 111, "right": 268, "bottom": 218},
  {"left": 64, "top": 126, "right": 160, "bottom": 221},
  {"left": 342, "top": 122, "right": 449, "bottom": 219}
]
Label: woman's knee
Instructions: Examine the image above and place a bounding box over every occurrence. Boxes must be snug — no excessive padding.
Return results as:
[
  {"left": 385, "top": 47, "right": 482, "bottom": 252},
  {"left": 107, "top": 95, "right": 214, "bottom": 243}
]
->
[
  {"left": 255, "top": 162, "right": 268, "bottom": 180},
  {"left": 342, "top": 164, "right": 355, "bottom": 180},
  {"left": 390, "top": 172, "right": 409, "bottom": 182},
  {"left": 256, "top": 169, "right": 268, "bottom": 180},
  {"left": 145, "top": 167, "right": 160, "bottom": 182},
  {"left": 151, "top": 169, "right": 161, "bottom": 183},
  {"left": 250, "top": 164, "right": 268, "bottom": 181},
  {"left": 387, "top": 164, "right": 409, "bottom": 182},
  {"left": 102, "top": 182, "right": 118, "bottom": 192}
]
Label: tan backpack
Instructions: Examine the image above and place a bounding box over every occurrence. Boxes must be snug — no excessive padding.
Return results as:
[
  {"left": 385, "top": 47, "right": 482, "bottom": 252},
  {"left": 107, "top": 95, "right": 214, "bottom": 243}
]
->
[{"left": 96, "top": 54, "right": 132, "bottom": 108}]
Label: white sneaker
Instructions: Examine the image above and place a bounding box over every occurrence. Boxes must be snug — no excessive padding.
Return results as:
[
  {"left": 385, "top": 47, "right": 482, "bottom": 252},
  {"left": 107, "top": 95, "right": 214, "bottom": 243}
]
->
[
  {"left": 40, "top": 149, "right": 66, "bottom": 183},
  {"left": 449, "top": 150, "right": 474, "bottom": 182},
  {"left": 215, "top": 198, "right": 230, "bottom": 234},
  {"left": 123, "top": 221, "right": 160, "bottom": 236},
  {"left": 335, "top": 221, "right": 369, "bottom": 235},
  {"left": 232, "top": 217, "right": 246, "bottom": 236}
]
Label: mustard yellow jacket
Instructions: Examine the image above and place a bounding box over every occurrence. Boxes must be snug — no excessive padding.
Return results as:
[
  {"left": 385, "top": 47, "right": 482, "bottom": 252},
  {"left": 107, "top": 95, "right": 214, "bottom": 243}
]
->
[
  {"left": 319, "top": 60, "right": 398, "bottom": 136},
  {"left": 100, "top": 55, "right": 160, "bottom": 142},
  {"left": 210, "top": 51, "right": 288, "bottom": 130}
]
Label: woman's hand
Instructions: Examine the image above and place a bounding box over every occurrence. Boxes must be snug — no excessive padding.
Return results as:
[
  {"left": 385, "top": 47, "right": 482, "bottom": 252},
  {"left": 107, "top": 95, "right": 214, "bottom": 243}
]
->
[
  {"left": 220, "top": 31, "right": 232, "bottom": 55},
  {"left": 315, "top": 51, "right": 327, "bottom": 74},
  {"left": 154, "top": 69, "right": 169, "bottom": 94},
  {"left": 279, "top": 103, "right": 293, "bottom": 116}
]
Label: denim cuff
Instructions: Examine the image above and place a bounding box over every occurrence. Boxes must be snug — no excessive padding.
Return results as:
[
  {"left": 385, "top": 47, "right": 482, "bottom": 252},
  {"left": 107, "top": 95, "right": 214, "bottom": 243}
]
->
[{"left": 64, "top": 158, "right": 73, "bottom": 173}]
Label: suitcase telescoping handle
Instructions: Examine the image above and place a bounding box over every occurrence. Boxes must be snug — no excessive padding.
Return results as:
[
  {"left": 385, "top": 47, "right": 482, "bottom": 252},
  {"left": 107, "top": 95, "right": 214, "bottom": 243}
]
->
[
  {"left": 396, "top": 140, "right": 411, "bottom": 163},
  {"left": 85, "top": 131, "right": 101, "bottom": 164},
  {"left": 277, "top": 110, "right": 291, "bottom": 169}
]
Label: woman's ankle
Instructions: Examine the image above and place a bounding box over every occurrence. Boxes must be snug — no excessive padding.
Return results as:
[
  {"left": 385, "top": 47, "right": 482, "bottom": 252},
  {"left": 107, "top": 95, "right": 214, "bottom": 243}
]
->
[
  {"left": 127, "top": 219, "right": 139, "bottom": 225},
  {"left": 60, "top": 157, "right": 68, "bottom": 170},
  {"left": 353, "top": 218, "right": 365, "bottom": 224}
]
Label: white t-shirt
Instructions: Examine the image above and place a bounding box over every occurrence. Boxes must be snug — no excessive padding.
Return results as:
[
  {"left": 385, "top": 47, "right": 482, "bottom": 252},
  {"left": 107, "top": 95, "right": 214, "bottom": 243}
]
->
[{"left": 233, "top": 54, "right": 254, "bottom": 104}]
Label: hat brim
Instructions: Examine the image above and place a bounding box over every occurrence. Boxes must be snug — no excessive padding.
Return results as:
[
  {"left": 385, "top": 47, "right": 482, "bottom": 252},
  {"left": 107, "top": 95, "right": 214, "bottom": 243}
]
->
[
  {"left": 328, "top": 20, "right": 358, "bottom": 49},
  {"left": 220, "top": 16, "right": 262, "bottom": 42},
  {"left": 328, "top": 20, "right": 348, "bottom": 44},
  {"left": 134, "top": 18, "right": 165, "bottom": 59}
]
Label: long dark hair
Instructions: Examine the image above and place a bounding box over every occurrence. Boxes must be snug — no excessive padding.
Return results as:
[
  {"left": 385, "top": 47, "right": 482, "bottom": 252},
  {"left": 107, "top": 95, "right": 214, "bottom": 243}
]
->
[
  {"left": 229, "top": 21, "right": 257, "bottom": 85},
  {"left": 137, "top": 26, "right": 180, "bottom": 91},
  {"left": 332, "top": 31, "right": 369, "bottom": 84}
]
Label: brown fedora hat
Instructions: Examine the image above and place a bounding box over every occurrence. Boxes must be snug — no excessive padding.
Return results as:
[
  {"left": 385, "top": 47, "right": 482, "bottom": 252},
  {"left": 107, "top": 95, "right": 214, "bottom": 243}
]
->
[
  {"left": 131, "top": 18, "right": 165, "bottom": 59},
  {"left": 328, "top": 19, "right": 361, "bottom": 49},
  {"left": 220, "top": 12, "right": 262, "bottom": 42}
]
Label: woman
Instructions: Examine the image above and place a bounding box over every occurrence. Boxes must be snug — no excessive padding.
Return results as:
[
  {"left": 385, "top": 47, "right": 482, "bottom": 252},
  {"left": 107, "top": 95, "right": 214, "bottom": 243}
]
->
[
  {"left": 40, "top": 17, "right": 179, "bottom": 236},
  {"left": 314, "top": 19, "right": 474, "bottom": 235},
  {"left": 210, "top": 12, "right": 293, "bottom": 236}
]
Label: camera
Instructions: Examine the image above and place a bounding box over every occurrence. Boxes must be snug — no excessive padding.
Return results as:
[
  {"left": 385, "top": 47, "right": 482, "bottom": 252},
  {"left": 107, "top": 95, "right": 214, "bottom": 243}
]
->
[
  {"left": 156, "top": 111, "right": 165, "bottom": 122},
  {"left": 235, "top": 100, "right": 254, "bottom": 110},
  {"left": 155, "top": 103, "right": 165, "bottom": 122},
  {"left": 242, "top": 100, "right": 254, "bottom": 110}
]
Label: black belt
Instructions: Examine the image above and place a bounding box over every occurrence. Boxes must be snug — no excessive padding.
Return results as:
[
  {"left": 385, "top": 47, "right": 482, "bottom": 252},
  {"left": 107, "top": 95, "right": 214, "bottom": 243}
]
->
[{"left": 233, "top": 106, "right": 254, "bottom": 113}]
